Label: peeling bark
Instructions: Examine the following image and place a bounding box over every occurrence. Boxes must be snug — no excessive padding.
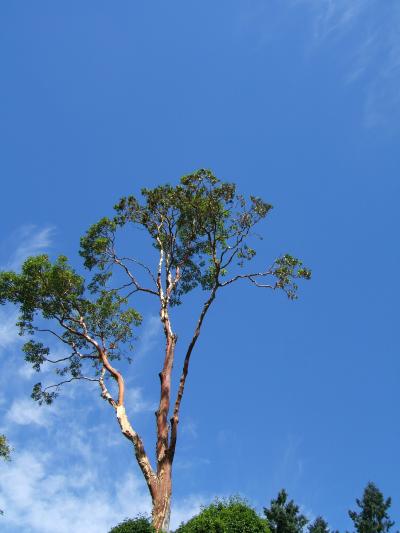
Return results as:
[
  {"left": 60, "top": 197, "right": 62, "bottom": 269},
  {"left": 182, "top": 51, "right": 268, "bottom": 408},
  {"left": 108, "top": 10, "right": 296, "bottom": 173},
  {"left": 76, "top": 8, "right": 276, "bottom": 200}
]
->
[{"left": 152, "top": 461, "right": 172, "bottom": 532}]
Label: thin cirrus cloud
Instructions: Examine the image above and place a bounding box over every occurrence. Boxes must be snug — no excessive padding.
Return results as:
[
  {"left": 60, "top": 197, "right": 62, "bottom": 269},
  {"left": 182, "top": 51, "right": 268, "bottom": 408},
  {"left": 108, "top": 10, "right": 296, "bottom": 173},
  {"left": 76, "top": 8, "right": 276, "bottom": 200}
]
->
[
  {"left": 292, "top": 0, "right": 400, "bottom": 126},
  {"left": 125, "top": 386, "right": 157, "bottom": 415},
  {"left": 3, "top": 225, "right": 55, "bottom": 271},
  {"left": 0, "top": 310, "right": 20, "bottom": 352},
  {"left": 135, "top": 314, "right": 163, "bottom": 359},
  {"left": 5, "top": 398, "right": 57, "bottom": 428}
]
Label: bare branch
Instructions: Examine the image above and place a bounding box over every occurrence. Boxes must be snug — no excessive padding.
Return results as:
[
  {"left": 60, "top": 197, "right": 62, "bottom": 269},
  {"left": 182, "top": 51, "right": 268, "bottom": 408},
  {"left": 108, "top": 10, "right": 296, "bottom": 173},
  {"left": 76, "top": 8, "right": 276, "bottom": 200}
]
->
[
  {"left": 98, "top": 368, "right": 157, "bottom": 497},
  {"left": 113, "top": 256, "right": 159, "bottom": 297},
  {"left": 119, "top": 256, "right": 158, "bottom": 286},
  {"left": 248, "top": 277, "right": 274, "bottom": 289},
  {"left": 44, "top": 376, "right": 99, "bottom": 391},
  {"left": 219, "top": 267, "right": 274, "bottom": 287},
  {"left": 99, "top": 367, "right": 117, "bottom": 408},
  {"left": 35, "top": 329, "right": 98, "bottom": 362},
  {"left": 156, "top": 222, "right": 165, "bottom": 302},
  {"left": 35, "top": 328, "right": 73, "bottom": 345}
]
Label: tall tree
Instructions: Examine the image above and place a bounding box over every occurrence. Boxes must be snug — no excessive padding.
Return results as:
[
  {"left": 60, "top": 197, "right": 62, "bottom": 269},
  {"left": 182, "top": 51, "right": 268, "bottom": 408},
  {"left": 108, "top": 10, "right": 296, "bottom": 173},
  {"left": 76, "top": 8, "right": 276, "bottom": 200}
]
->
[
  {"left": 349, "top": 482, "right": 395, "bottom": 533},
  {"left": 0, "top": 170, "right": 311, "bottom": 531},
  {"left": 264, "top": 489, "right": 309, "bottom": 533}
]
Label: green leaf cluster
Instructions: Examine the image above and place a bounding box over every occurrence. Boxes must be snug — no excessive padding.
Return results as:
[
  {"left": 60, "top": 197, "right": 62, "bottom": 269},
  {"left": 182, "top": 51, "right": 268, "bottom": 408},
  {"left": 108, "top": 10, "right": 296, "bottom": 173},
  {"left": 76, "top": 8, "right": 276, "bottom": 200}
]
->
[
  {"left": 0, "top": 169, "right": 311, "bottom": 406},
  {"left": 81, "top": 169, "right": 309, "bottom": 305},
  {"left": 0, "top": 434, "right": 11, "bottom": 461},
  {"left": 0, "top": 254, "right": 141, "bottom": 404},
  {"left": 81, "top": 169, "right": 276, "bottom": 304},
  {"left": 272, "top": 255, "right": 312, "bottom": 300},
  {"left": 108, "top": 516, "right": 155, "bottom": 533}
]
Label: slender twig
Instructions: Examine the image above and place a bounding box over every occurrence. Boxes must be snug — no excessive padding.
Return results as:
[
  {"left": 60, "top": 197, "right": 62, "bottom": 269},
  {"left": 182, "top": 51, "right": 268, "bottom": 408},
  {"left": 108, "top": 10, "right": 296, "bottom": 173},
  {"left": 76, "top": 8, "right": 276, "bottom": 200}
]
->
[
  {"left": 219, "top": 267, "right": 274, "bottom": 287},
  {"left": 44, "top": 376, "right": 99, "bottom": 391}
]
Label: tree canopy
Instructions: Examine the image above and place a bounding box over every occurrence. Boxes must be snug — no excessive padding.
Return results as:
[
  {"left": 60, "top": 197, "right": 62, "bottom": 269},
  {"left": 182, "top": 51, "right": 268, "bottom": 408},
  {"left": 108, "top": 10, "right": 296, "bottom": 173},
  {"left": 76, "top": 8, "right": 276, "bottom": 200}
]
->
[
  {"left": 264, "top": 489, "right": 308, "bottom": 533},
  {"left": 348, "top": 482, "right": 395, "bottom": 533}
]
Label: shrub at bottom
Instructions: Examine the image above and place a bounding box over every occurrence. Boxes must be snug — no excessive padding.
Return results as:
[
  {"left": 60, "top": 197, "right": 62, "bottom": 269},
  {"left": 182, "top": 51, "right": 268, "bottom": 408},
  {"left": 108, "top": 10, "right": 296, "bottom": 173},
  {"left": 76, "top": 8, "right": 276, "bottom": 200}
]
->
[
  {"left": 108, "top": 515, "right": 155, "bottom": 533},
  {"left": 175, "top": 497, "right": 269, "bottom": 533}
]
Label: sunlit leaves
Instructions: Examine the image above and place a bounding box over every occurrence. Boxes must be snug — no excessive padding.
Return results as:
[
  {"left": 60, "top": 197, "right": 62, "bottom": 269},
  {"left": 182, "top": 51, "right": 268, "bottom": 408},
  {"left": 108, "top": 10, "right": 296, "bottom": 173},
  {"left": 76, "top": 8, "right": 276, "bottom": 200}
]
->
[
  {"left": 0, "top": 435, "right": 11, "bottom": 461},
  {"left": 31, "top": 382, "right": 57, "bottom": 405},
  {"left": 22, "top": 341, "right": 49, "bottom": 372},
  {"left": 83, "top": 169, "right": 286, "bottom": 306},
  {"left": 272, "top": 255, "right": 312, "bottom": 300},
  {"left": 0, "top": 254, "right": 141, "bottom": 402}
]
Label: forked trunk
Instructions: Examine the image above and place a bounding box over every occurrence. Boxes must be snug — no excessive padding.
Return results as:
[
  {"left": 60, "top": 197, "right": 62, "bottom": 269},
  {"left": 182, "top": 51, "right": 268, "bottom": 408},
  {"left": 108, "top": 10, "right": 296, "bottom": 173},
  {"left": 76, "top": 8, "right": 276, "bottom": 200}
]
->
[{"left": 151, "top": 462, "right": 172, "bottom": 532}]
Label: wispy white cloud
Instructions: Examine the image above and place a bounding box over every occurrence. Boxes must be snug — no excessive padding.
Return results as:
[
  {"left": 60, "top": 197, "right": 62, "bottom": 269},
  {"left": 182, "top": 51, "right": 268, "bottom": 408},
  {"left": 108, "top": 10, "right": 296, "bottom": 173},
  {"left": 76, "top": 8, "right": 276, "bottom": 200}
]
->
[
  {"left": 0, "top": 433, "right": 206, "bottom": 532},
  {"left": 17, "top": 363, "right": 36, "bottom": 380},
  {"left": 125, "top": 386, "right": 156, "bottom": 415},
  {"left": 6, "top": 398, "right": 57, "bottom": 428},
  {"left": 171, "top": 495, "right": 205, "bottom": 530},
  {"left": 135, "top": 314, "right": 162, "bottom": 359},
  {"left": 3, "top": 225, "right": 54, "bottom": 270},
  {"left": 295, "top": 0, "right": 367, "bottom": 40},
  {"left": 0, "top": 309, "right": 19, "bottom": 352},
  {"left": 181, "top": 418, "right": 198, "bottom": 440},
  {"left": 0, "top": 450, "right": 150, "bottom": 533},
  {"left": 272, "top": 433, "right": 305, "bottom": 491},
  {"left": 292, "top": 0, "right": 400, "bottom": 126},
  {"left": 175, "top": 457, "right": 211, "bottom": 471}
]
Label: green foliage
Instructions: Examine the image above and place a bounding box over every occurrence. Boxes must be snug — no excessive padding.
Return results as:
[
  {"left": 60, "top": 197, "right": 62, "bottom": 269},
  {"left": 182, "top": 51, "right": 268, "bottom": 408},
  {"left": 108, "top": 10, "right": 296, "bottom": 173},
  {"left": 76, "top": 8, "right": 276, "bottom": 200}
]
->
[
  {"left": 0, "top": 254, "right": 141, "bottom": 404},
  {"left": 308, "top": 517, "right": 331, "bottom": 533},
  {"left": 81, "top": 169, "right": 310, "bottom": 305},
  {"left": 108, "top": 516, "right": 155, "bottom": 533},
  {"left": 264, "top": 489, "right": 308, "bottom": 533},
  {"left": 0, "top": 434, "right": 11, "bottom": 516},
  {"left": 175, "top": 497, "right": 269, "bottom": 533},
  {"left": 272, "top": 255, "right": 312, "bottom": 300},
  {"left": 0, "top": 272, "right": 17, "bottom": 305},
  {"left": 0, "top": 434, "right": 11, "bottom": 461},
  {"left": 0, "top": 170, "right": 310, "bottom": 411},
  {"left": 348, "top": 482, "right": 395, "bottom": 533}
]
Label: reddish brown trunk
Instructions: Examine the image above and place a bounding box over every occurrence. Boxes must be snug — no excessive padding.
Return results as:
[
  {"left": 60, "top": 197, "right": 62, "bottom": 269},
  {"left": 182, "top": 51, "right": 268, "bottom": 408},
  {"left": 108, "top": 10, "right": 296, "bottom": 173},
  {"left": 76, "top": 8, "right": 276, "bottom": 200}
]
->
[
  {"left": 156, "top": 334, "right": 175, "bottom": 464},
  {"left": 152, "top": 460, "right": 172, "bottom": 532},
  {"left": 153, "top": 300, "right": 175, "bottom": 532}
]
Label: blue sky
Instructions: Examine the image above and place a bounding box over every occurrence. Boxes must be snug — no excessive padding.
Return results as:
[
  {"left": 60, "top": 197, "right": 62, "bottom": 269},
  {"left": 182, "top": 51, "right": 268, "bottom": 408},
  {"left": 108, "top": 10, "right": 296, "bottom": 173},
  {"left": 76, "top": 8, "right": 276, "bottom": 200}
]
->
[{"left": 0, "top": 1, "right": 399, "bottom": 531}]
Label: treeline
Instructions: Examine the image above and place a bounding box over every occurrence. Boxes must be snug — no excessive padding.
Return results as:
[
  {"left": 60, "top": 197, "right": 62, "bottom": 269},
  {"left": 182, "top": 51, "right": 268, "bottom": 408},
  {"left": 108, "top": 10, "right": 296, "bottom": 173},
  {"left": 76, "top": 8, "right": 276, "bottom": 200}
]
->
[{"left": 108, "top": 481, "right": 396, "bottom": 533}]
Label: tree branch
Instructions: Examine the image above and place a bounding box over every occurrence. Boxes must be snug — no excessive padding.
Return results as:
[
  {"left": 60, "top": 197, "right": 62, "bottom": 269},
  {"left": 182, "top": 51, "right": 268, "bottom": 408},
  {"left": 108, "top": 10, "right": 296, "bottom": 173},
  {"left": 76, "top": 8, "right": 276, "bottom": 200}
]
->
[
  {"left": 169, "top": 283, "right": 218, "bottom": 459},
  {"left": 219, "top": 267, "right": 274, "bottom": 287},
  {"left": 113, "top": 256, "right": 159, "bottom": 297},
  {"left": 119, "top": 256, "right": 158, "bottom": 286},
  {"left": 98, "top": 368, "right": 157, "bottom": 499},
  {"left": 43, "top": 376, "right": 99, "bottom": 391}
]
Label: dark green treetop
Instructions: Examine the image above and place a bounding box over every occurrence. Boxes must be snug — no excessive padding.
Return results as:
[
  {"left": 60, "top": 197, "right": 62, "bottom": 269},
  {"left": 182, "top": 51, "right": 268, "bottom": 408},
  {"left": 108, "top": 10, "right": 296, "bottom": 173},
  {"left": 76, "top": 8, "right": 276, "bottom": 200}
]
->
[
  {"left": 264, "top": 489, "right": 309, "bottom": 533},
  {"left": 348, "top": 482, "right": 396, "bottom": 533},
  {"left": 308, "top": 517, "right": 335, "bottom": 533}
]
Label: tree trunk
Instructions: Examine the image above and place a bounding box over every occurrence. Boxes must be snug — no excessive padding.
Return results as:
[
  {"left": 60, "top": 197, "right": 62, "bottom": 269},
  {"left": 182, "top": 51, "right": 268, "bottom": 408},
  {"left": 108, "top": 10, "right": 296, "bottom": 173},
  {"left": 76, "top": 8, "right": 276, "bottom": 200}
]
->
[{"left": 152, "top": 461, "right": 172, "bottom": 532}]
